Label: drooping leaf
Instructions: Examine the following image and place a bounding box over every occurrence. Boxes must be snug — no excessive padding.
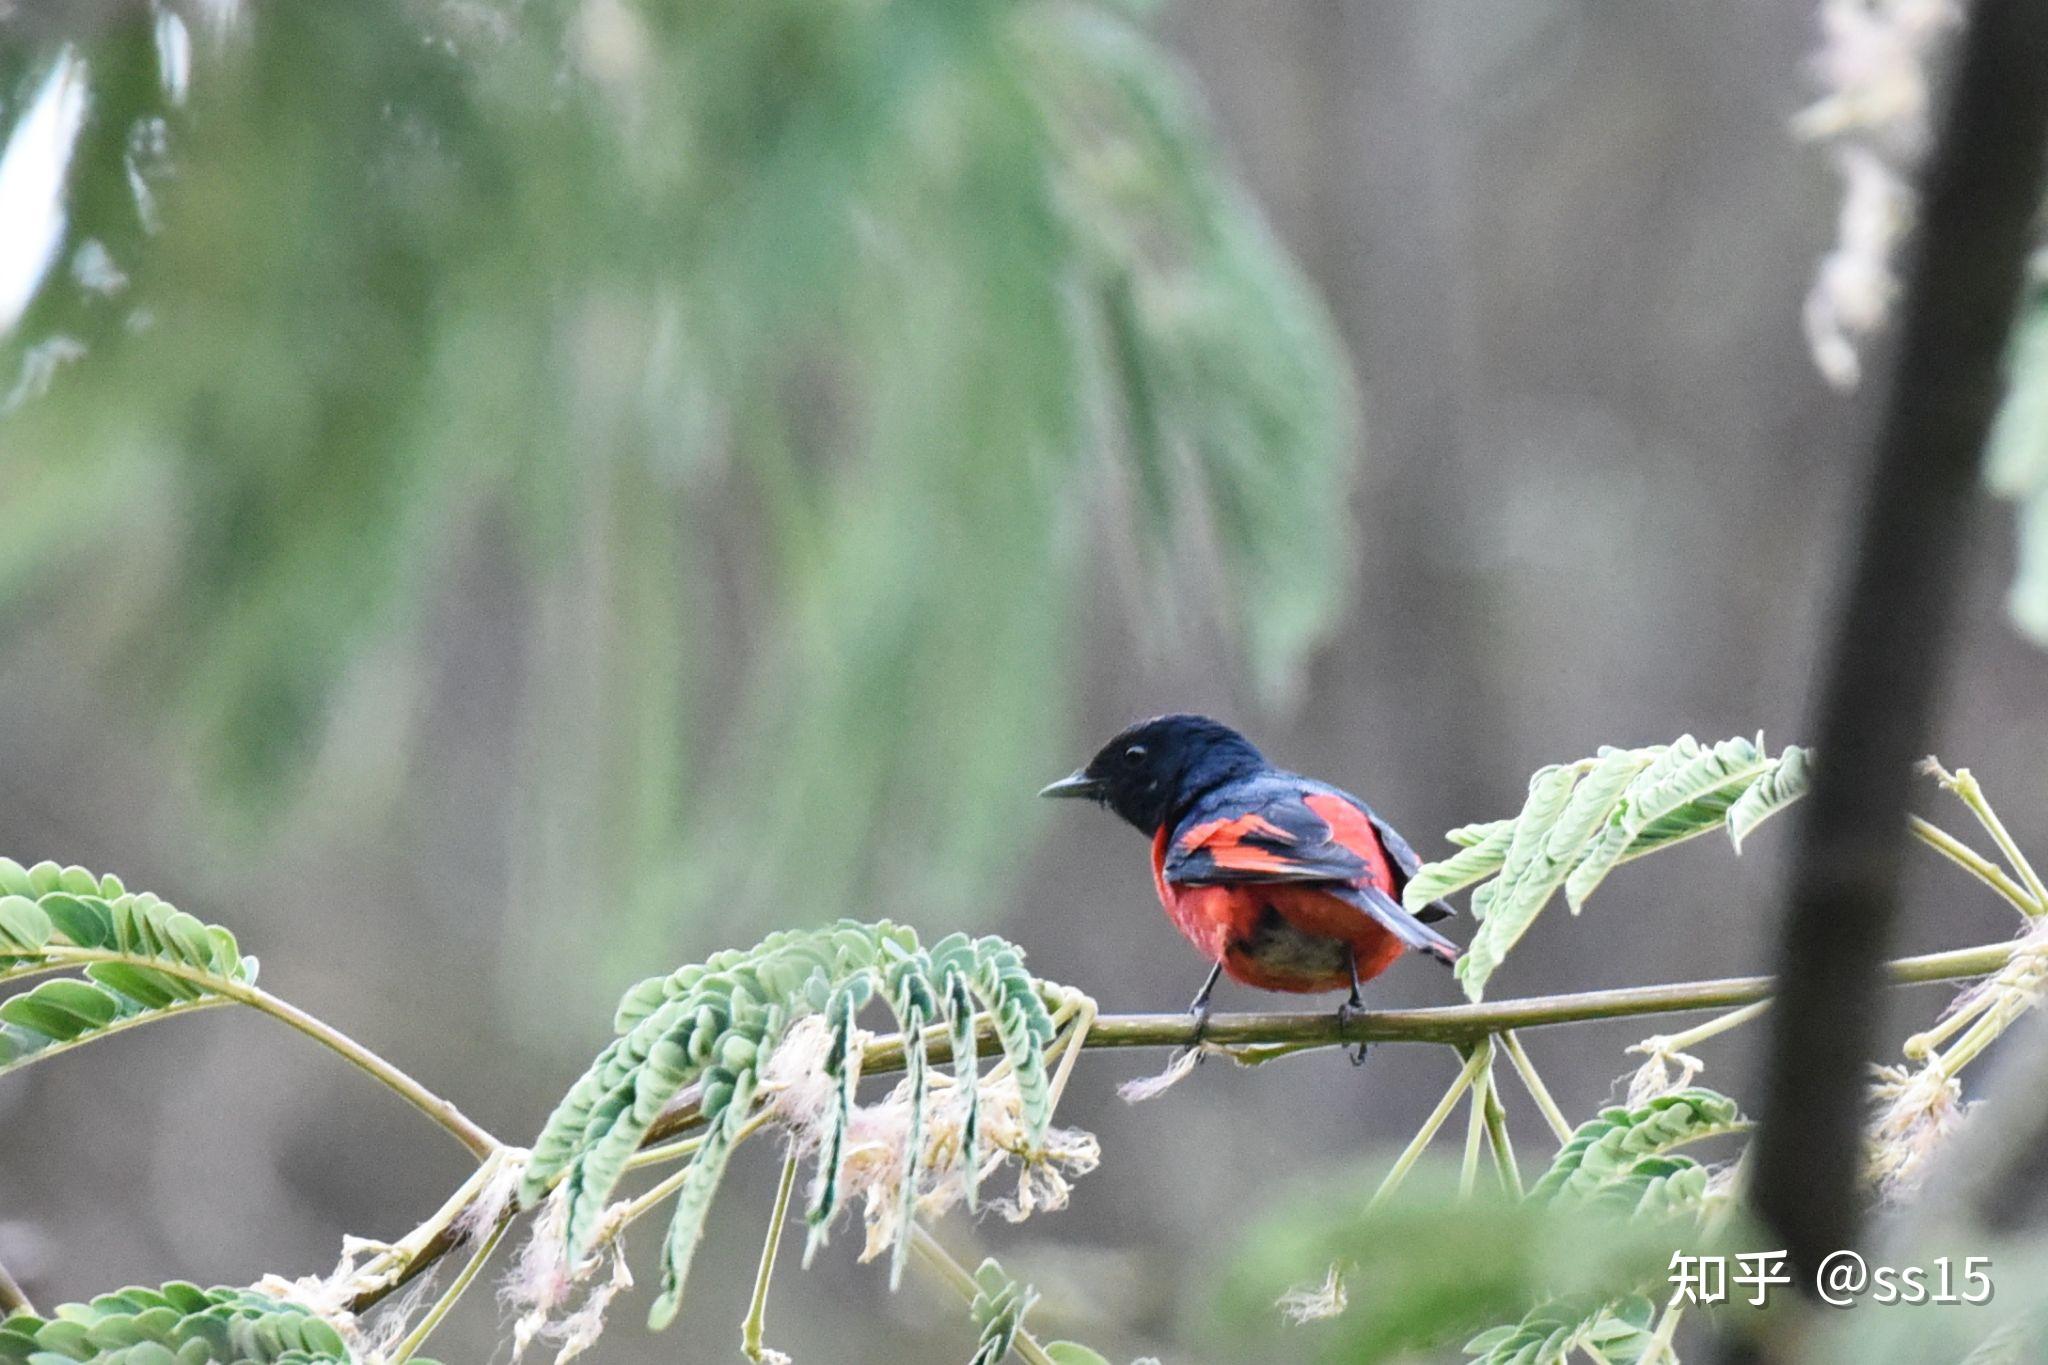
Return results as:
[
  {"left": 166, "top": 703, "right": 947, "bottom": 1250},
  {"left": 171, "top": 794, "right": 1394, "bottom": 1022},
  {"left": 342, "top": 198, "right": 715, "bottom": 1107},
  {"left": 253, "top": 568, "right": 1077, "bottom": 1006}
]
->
[
  {"left": 887, "top": 945, "right": 939, "bottom": 1291},
  {"left": 941, "top": 953, "right": 983, "bottom": 1212},
  {"left": 1451, "top": 765, "right": 1579, "bottom": 998},
  {"left": 970, "top": 935, "right": 1059, "bottom": 1144},
  {"left": 1400, "top": 821, "right": 1513, "bottom": 906},
  {"left": 647, "top": 1092, "right": 750, "bottom": 1330},
  {"left": 1727, "top": 745, "right": 1812, "bottom": 852},
  {"left": 803, "top": 978, "right": 867, "bottom": 1267}
]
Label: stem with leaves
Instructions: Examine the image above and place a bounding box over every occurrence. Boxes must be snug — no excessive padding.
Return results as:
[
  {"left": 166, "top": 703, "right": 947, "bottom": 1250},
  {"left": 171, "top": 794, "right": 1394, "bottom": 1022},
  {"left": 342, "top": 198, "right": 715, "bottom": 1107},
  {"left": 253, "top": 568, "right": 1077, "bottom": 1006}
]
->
[{"left": 907, "top": 1227, "right": 1060, "bottom": 1365}]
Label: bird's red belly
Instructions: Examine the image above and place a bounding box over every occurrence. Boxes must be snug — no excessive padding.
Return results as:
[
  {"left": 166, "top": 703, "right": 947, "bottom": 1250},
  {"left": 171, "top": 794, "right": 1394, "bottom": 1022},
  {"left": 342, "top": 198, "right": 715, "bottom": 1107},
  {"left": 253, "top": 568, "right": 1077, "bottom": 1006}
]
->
[{"left": 1151, "top": 831, "right": 1403, "bottom": 993}]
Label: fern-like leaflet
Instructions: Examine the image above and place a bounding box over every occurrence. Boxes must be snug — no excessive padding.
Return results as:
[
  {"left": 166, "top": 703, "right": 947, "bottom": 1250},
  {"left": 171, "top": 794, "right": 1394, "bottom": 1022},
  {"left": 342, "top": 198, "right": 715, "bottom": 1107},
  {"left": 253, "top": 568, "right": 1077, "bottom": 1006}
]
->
[
  {"left": 0, "top": 1283, "right": 407, "bottom": 1365},
  {"left": 518, "top": 919, "right": 1065, "bottom": 1329},
  {"left": 1402, "top": 737, "right": 1811, "bottom": 999},
  {"left": 1463, "top": 1292, "right": 1658, "bottom": 1365},
  {"left": 0, "top": 858, "right": 257, "bottom": 1077},
  {"left": 1456, "top": 1089, "right": 1744, "bottom": 1363}
]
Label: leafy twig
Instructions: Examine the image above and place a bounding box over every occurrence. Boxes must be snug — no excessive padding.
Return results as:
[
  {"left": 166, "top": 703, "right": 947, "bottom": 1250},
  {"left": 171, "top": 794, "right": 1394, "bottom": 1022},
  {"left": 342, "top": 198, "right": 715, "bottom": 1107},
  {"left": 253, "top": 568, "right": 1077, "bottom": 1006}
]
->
[
  {"left": 350, "top": 937, "right": 2018, "bottom": 1313},
  {"left": 906, "top": 1226, "right": 1059, "bottom": 1365}
]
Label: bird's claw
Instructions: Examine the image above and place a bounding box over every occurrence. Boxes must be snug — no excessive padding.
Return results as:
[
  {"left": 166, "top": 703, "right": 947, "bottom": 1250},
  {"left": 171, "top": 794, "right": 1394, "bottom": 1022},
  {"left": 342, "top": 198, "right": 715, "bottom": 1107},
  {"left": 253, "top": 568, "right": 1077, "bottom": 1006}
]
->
[
  {"left": 1179, "top": 1001, "right": 1213, "bottom": 1067},
  {"left": 1335, "top": 999, "right": 1369, "bottom": 1066}
]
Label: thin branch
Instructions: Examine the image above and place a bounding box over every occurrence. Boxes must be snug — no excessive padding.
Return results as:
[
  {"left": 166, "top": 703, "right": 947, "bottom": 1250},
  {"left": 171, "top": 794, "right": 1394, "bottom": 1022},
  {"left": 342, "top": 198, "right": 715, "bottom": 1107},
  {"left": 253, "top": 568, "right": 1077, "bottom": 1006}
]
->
[
  {"left": 1481, "top": 1068, "right": 1522, "bottom": 1198},
  {"left": 1748, "top": 0, "right": 2048, "bottom": 1298},
  {"left": 743, "top": 1153, "right": 800, "bottom": 1363},
  {"left": 841, "top": 940, "right": 2015, "bottom": 1081},
  {"left": 1458, "top": 1041, "right": 1494, "bottom": 1197},
  {"left": 1909, "top": 816, "right": 2038, "bottom": 916},
  {"left": 387, "top": 1218, "right": 507, "bottom": 1364},
  {"left": 1928, "top": 765, "right": 2048, "bottom": 910},
  {"left": 1499, "top": 1029, "right": 1573, "bottom": 1145},
  {"left": 350, "top": 937, "right": 2018, "bottom": 1313},
  {"left": 50, "top": 948, "right": 500, "bottom": 1159},
  {"left": 1371, "top": 1043, "right": 1493, "bottom": 1208}
]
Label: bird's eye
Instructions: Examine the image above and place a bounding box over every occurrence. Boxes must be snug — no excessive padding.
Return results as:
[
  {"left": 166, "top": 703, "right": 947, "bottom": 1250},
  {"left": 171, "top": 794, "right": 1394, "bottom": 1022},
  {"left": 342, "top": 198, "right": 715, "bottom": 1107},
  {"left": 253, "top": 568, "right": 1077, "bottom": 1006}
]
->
[{"left": 1123, "top": 744, "right": 1147, "bottom": 766}]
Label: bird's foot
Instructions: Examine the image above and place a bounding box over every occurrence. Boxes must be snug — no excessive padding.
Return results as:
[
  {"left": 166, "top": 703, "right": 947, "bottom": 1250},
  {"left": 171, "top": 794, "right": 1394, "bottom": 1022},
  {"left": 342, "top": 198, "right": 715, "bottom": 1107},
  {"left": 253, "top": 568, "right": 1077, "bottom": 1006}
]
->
[
  {"left": 1335, "top": 999, "right": 1369, "bottom": 1066},
  {"left": 1178, "top": 1000, "right": 1214, "bottom": 1067}
]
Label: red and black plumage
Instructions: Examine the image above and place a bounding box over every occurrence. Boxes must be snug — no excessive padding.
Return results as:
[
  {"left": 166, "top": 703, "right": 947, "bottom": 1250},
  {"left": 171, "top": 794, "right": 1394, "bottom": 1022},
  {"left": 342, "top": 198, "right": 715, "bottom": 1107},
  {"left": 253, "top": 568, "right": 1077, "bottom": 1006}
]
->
[{"left": 1042, "top": 715, "right": 1458, "bottom": 1041}]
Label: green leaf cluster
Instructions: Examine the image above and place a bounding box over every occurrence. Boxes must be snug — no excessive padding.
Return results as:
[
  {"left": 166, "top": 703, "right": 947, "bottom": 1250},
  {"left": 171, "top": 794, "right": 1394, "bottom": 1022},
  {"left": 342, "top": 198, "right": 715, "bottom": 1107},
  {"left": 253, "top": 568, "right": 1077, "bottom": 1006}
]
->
[
  {"left": 1463, "top": 1293, "right": 1657, "bottom": 1365},
  {"left": 0, "top": 858, "right": 256, "bottom": 1076},
  {"left": 1528, "top": 1089, "right": 1742, "bottom": 1214},
  {"left": 967, "top": 1258, "right": 1042, "bottom": 1365},
  {"left": 1223, "top": 1170, "right": 1720, "bottom": 1365},
  {"left": 1452, "top": 1090, "right": 1742, "bottom": 1364},
  {"left": 0, "top": 1283, "right": 408, "bottom": 1365},
  {"left": 518, "top": 919, "right": 1058, "bottom": 1329},
  {"left": 1402, "top": 737, "right": 1810, "bottom": 999}
]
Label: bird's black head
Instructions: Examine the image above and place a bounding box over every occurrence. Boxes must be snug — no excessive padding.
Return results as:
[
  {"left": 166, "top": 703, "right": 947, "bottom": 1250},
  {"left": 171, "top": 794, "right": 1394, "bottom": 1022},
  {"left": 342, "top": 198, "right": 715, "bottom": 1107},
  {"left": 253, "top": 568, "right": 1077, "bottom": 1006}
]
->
[{"left": 1040, "top": 714, "right": 1268, "bottom": 833}]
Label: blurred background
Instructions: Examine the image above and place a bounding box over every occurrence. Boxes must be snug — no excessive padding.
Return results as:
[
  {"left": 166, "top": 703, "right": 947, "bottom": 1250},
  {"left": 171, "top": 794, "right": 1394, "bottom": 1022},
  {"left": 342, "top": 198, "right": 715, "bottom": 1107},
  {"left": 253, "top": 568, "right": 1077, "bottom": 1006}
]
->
[{"left": 3, "top": 1, "right": 2046, "bottom": 1360}]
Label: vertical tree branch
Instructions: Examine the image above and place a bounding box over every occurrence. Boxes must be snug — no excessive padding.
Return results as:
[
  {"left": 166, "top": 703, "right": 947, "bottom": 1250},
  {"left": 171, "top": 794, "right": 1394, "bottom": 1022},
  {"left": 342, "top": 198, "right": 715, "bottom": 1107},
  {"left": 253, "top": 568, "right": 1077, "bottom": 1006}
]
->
[{"left": 1746, "top": 0, "right": 2048, "bottom": 1306}]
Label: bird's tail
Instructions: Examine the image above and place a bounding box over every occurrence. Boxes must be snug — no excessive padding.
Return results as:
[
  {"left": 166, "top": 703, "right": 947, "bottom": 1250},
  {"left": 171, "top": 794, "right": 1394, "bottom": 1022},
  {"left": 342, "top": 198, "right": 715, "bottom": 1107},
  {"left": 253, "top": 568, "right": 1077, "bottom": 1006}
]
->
[{"left": 1341, "top": 884, "right": 1462, "bottom": 967}]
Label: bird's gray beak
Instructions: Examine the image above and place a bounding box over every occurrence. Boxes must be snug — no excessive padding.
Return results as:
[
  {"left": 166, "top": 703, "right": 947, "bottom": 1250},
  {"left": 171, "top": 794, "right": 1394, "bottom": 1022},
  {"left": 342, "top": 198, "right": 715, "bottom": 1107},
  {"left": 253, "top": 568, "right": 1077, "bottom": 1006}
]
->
[{"left": 1038, "top": 769, "right": 1103, "bottom": 800}]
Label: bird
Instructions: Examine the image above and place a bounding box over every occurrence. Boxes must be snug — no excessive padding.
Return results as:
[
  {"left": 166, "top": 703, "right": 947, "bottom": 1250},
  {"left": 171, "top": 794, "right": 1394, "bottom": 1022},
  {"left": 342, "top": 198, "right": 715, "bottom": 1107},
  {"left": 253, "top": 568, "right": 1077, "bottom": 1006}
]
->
[{"left": 1040, "top": 714, "right": 1459, "bottom": 1059}]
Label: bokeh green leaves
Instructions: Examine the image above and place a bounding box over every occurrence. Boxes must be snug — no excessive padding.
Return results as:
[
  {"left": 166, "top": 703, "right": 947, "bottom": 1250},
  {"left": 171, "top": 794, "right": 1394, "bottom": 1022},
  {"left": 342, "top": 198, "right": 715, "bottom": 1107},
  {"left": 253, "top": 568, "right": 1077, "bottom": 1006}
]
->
[{"left": 1, "top": 0, "right": 1357, "bottom": 956}]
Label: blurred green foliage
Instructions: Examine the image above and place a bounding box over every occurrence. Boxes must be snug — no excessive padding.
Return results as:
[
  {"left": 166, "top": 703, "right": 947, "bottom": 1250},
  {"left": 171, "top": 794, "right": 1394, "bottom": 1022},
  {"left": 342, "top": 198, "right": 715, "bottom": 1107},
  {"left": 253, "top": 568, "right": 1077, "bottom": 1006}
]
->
[
  {"left": 0, "top": 0, "right": 1356, "bottom": 963},
  {"left": 1217, "top": 1164, "right": 1744, "bottom": 1364}
]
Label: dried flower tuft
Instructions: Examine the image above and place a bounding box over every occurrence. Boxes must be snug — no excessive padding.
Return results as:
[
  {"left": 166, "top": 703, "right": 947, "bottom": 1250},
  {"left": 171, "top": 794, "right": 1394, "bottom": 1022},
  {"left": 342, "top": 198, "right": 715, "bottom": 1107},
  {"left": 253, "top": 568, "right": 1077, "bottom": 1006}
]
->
[
  {"left": 1623, "top": 1040, "right": 1705, "bottom": 1108},
  {"left": 504, "top": 1183, "right": 636, "bottom": 1361},
  {"left": 1117, "top": 1045, "right": 1208, "bottom": 1104},
  {"left": 1868, "top": 1062, "right": 1970, "bottom": 1199},
  {"left": 1276, "top": 1263, "right": 1349, "bottom": 1324}
]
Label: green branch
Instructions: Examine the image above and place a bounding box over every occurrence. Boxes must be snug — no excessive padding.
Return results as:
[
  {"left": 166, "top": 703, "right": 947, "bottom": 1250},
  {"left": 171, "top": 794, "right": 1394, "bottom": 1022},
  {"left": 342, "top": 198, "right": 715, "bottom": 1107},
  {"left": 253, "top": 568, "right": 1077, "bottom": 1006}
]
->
[
  {"left": 348, "top": 936, "right": 2015, "bottom": 1314},
  {"left": 742, "top": 938, "right": 2015, "bottom": 1092},
  {"left": 40, "top": 947, "right": 501, "bottom": 1159}
]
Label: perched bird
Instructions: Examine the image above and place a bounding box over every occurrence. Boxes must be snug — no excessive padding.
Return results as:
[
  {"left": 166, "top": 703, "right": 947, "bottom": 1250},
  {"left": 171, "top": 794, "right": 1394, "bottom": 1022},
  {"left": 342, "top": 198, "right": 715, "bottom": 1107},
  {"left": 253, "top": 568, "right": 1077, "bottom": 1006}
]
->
[{"left": 1041, "top": 714, "right": 1459, "bottom": 1054}]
